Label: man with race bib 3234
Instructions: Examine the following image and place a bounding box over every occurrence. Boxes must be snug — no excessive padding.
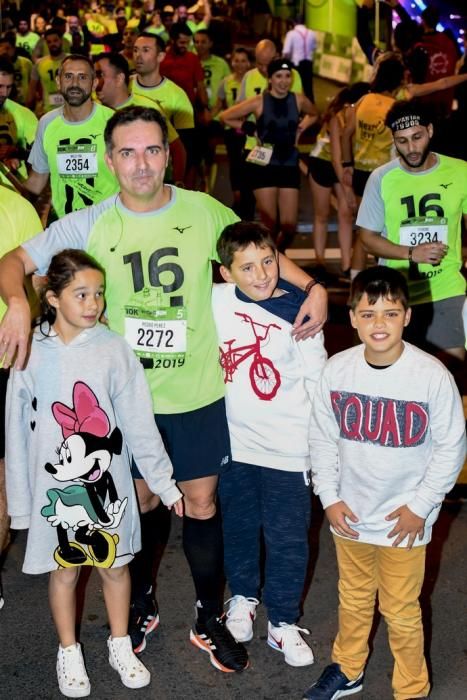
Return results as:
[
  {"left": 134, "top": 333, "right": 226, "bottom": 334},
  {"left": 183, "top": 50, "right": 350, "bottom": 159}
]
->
[{"left": 357, "top": 100, "right": 466, "bottom": 366}]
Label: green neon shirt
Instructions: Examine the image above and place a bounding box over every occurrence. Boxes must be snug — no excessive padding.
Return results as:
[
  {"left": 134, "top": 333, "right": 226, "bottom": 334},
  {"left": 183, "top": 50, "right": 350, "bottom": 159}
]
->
[
  {"left": 24, "top": 187, "right": 239, "bottom": 413},
  {"left": 130, "top": 76, "right": 194, "bottom": 130},
  {"left": 357, "top": 155, "right": 467, "bottom": 304},
  {"left": 201, "top": 54, "right": 230, "bottom": 109},
  {"left": 28, "top": 103, "right": 118, "bottom": 217}
]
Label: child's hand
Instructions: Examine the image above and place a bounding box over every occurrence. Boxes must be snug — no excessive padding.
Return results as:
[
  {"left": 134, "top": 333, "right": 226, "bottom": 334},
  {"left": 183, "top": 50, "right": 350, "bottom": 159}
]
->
[
  {"left": 168, "top": 498, "right": 184, "bottom": 518},
  {"left": 325, "top": 501, "right": 359, "bottom": 539},
  {"left": 292, "top": 281, "right": 328, "bottom": 340},
  {"left": 385, "top": 505, "right": 425, "bottom": 548}
]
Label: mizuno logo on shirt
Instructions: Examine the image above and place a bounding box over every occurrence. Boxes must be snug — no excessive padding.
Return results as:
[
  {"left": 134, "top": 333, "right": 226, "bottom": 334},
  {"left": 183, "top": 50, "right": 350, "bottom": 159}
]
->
[
  {"left": 173, "top": 225, "right": 192, "bottom": 234},
  {"left": 440, "top": 183, "right": 452, "bottom": 189}
]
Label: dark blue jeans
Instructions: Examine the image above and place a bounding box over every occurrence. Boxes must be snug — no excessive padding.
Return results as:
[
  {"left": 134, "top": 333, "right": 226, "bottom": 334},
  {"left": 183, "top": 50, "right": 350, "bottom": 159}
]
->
[{"left": 219, "top": 461, "right": 311, "bottom": 626}]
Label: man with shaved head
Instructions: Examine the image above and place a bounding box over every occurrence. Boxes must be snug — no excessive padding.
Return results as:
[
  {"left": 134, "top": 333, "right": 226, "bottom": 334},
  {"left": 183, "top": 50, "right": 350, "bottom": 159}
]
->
[{"left": 237, "top": 39, "right": 298, "bottom": 100}]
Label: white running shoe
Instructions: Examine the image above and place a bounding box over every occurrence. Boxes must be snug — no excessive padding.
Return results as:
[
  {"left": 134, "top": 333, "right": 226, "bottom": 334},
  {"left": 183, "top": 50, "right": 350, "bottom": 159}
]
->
[
  {"left": 56, "top": 643, "right": 91, "bottom": 698},
  {"left": 107, "top": 635, "right": 151, "bottom": 688},
  {"left": 267, "top": 622, "right": 315, "bottom": 667},
  {"left": 225, "top": 595, "right": 259, "bottom": 642}
]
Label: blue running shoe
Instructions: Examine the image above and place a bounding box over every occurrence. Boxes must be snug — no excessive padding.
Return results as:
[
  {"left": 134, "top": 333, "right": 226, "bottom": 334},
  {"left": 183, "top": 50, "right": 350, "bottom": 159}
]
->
[{"left": 303, "top": 663, "right": 363, "bottom": 699}]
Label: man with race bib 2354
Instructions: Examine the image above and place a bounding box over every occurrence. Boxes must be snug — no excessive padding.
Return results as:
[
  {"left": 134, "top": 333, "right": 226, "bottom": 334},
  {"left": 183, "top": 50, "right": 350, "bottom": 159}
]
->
[{"left": 24, "top": 54, "right": 118, "bottom": 218}]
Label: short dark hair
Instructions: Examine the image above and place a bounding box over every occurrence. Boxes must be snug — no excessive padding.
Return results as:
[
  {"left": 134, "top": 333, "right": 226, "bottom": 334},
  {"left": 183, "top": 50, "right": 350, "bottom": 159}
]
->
[
  {"left": 170, "top": 21, "right": 192, "bottom": 41},
  {"left": 44, "top": 28, "right": 62, "bottom": 40},
  {"left": 385, "top": 99, "right": 433, "bottom": 132},
  {"left": 0, "top": 57, "right": 14, "bottom": 76},
  {"left": 95, "top": 51, "right": 130, "bottom": 86},
  {"left": 217, "top": 222, "right": 276, "bottom": 269},
  {"left": 394, "top": 19, "right": 423, "bottom": 54},
  {"left": 104, "top": 105, "right": 169, "bottom": 153},
  {"left": 194, "top": 28, "right": 211, "bottom": 40},
  {"left": 60, "top": 54, "right": 96, "bottom": 79},
  {"left": 350, "top": 266, "right": 409, "bottom": 311},
  {"left": 138, "top": 31, "right": 166, "bottom": 52},
  {"left": 232, "top": 46, "right": 252, "bottom": 62}
]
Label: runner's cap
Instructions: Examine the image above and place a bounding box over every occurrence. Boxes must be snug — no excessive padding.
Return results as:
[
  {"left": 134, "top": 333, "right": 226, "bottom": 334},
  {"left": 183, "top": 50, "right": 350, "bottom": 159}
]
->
[{"left": 267, "top": 58, "right": 294, "bottom": 78}]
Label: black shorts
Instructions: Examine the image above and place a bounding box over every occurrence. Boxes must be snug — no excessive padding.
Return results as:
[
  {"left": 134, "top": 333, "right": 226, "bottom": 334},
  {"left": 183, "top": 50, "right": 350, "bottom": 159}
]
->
[
  {"left": 352, "top": 168, "right": 371, "bottom": 197},
  {"left": 308, "top": 156, "right": 338, "bottom": 188},
  {"left": 131, "top": 397, "right": 231, "bottom": 483},
  {"left": 246, "top": 162, "right": 301, "bottom": 190},
  {"left": 0, "top": 369, "right": 8, "bottom": 459}
]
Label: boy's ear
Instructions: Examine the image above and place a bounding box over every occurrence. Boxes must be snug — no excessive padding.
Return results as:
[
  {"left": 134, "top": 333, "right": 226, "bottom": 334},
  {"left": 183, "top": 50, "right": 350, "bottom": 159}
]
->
[
  {"left": 349, "top": 308, "right": 357, "bottom": 329},
  {"left": 219, "top": 264, "right": 234, "bottom": 283},
  {"left": 404, "top": 307, "right": 412, "bottom": 327}
]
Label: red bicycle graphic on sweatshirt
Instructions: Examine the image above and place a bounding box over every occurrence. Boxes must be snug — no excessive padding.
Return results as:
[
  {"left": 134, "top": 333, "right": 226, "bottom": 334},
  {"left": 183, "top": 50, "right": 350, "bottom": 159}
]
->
[{"left": 219, "top": 312, "right": 281, "bottom": 400}]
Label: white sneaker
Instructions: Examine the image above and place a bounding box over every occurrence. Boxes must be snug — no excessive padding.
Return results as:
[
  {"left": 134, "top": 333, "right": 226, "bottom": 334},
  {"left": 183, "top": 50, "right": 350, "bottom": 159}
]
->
[
  {"left": 267, "top": 622, "right": 315, "bottom": 667},
  {"left": 225, "top": 595, "right": 259, "bottom": 642},
  {"left": 107, "top": 635, "right": 151, "bottom": 688},
  {"left": 56, "top": 643, "right": 90, "bottom": 698}
]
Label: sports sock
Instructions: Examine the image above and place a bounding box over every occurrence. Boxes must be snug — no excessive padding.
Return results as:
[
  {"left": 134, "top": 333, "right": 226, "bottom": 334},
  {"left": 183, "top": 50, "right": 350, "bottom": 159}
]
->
[
  {"left": 129, "top": 504, "right": 169, "bottom": 600},
  {"left": 182, "top": 510, "right": 224, "bottom": 622}
]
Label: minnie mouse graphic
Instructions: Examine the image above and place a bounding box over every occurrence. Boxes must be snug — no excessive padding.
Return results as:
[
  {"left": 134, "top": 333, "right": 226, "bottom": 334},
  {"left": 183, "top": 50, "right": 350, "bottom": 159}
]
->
[{"left": 41, "top": 381, "right": 128, "bottom": 569}]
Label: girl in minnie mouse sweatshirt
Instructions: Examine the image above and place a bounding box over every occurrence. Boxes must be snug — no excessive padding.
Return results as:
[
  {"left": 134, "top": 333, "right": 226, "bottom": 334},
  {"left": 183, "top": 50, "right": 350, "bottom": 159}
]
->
[{"left": 5, "top": 249, "right": 183, "bottom": 698}]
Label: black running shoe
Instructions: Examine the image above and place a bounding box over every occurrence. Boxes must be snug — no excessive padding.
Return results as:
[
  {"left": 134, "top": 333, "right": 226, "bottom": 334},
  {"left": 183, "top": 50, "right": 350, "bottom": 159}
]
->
[
  {"left": 129, "top": 587, "right": 160, "bottom": 654},
  {"left": 303, "top": 663, "right": 364, "bottom": 699},
  {"left": 190, "top": 614, "right": 249, "bottom": 673}
]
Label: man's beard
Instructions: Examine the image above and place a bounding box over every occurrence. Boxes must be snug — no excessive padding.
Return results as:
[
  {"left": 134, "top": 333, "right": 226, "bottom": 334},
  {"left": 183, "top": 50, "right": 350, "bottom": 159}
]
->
[
  {"left": 64, "top": 87, "right": 90, "bottom": 106},
  {"left": 396, "top": 141, "right": 431, "bottom": 169}
]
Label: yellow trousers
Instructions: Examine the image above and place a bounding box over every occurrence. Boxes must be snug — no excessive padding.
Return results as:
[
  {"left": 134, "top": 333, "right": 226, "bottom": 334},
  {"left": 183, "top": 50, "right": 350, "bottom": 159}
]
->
[{"left": 332, "top": 535, "right": 430, "bottom": 700}]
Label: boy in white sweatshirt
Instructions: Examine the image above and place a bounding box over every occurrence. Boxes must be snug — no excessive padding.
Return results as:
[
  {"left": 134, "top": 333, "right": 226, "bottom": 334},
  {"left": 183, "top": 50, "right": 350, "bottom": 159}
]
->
[
  {"left": 212, "top": 222, "right": 327, "bottom": 667},
  {"left": 305, "top": 266, "right": 466, "bottom": 700}
]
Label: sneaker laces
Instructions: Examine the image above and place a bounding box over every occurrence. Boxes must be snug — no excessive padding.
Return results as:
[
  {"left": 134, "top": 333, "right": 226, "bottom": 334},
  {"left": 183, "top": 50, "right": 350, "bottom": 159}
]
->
[
  {"left": 276, "top": 622, "right": 310, "bottom": 647},
  {"left": 59, "top": 644, "right": 88, "bottom": 682},
  {"left": 225, "top": 596, "right": 259, "bottom": 622},
  {"left": 313, "top": 663, "right": 349, "bottom": 691},
  {"left": 110, "top": 636, "right": 143, "bottom": 674}
]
